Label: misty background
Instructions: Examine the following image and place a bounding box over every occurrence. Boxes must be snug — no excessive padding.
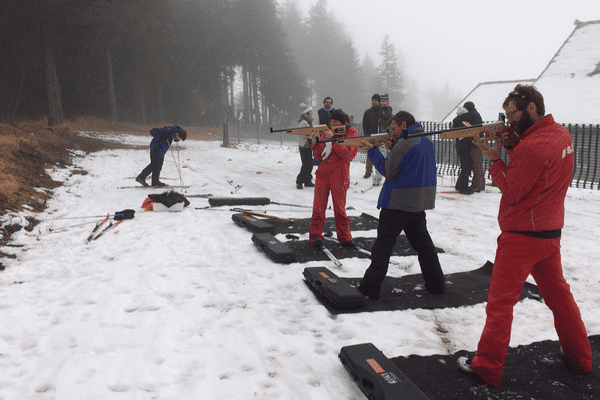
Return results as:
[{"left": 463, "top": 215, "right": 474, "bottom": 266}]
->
[{"left": 1, "top": 0, "right": 464, "bottom": 129}]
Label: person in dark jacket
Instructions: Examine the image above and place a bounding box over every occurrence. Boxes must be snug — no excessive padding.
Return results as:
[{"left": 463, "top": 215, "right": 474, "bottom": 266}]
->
[
  {"left": 356, "top": 111, "right": 444, "bottom": 300},
  {"left": 464, "top": 101, "right": 485, "bottom": 191},
  {"left": 362, "top": 94, "right": 382, "bottom": 178},
  {"left": 457, "top": 85, "right": 592, "bottom": 388},
  {"left": 371, "top": 105, "right": 394, "bottom": 186},
  {"left": 453, "top": 106, "right": 474, "bottom": 194},
  {"left": 453, "top": 101, "right": 483, "bottom": 194},
  {"left": 296, "top": 103, "right": 315, "bottom": 189},
  {"left": 318, "top": 97, "right": 335, "bottom": 125},
  {"left": 136, "top": 126, "right": 187, "bottom": 187}
]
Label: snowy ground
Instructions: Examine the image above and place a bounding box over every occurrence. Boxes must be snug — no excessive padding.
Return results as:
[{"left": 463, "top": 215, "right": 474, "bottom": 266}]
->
[{"left": 1, "top": 133, "right": 599, "bottom": 400}]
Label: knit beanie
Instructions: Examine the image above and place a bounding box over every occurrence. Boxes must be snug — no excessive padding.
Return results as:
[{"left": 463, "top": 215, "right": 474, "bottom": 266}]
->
[
  {"left": 300, "top": 103, "right": 313, "bottom": 114},
  {"left": 463, "top": 101, "right": 475, "bottom": 112}
]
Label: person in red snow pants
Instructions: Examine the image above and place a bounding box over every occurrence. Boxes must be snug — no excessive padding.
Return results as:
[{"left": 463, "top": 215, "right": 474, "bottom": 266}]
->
[
  {"left": 463, "top": 84, "right": 592, "bottom": 388},
  {"left": 309, "top": 109, "right": 358, "bottom": 246}
]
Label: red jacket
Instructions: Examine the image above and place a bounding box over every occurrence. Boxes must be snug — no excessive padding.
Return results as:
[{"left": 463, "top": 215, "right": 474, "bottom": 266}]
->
[
  {"left": 312, "top": 127, "right": 358, "bottom": 179},
  {"left": 489, "top": 115, "right": 574, "bottom": 232}
]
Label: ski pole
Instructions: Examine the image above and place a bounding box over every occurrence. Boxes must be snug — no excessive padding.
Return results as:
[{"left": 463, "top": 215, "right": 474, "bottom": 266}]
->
[
  {"left": 170, "top": 142, "right": 186, "bottom": 192},
  {"left": 271, "top": 201, "right": 312, "bottom": 208},
  {"left": 46, "top": 209, "right": 136, "bottom": 221}
]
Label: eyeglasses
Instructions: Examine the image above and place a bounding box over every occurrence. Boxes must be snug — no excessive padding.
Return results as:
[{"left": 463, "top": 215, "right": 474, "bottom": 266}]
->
[{"left": 505, "top": 109, "right": 522, "bottom": 120}]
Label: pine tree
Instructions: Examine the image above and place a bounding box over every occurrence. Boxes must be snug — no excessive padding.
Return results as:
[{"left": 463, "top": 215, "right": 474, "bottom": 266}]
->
[{"left": 376, "top": 35, "right": 404, "bottom": 108}]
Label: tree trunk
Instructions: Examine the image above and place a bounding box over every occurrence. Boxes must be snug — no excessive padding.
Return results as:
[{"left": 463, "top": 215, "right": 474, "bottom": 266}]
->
[
  {"left": 41, "top": 19, "right": 64, "bottom": 126},
  {"left": 135, "top": 74, "right": 147, "bottom": 125},
  {"left": 251, "top": 67, "right": 261, "bottom": 125},
  {"left": 156, "top": 84, "right": 165, "bottom": 124},
  {"left": 106, "top": 46, "right": 118, "bottom": 122},
  {"left": 229, "top": 74, "right": 235, "bottom": 119},
  {"left": 242, "top": 64, "right": 249, "bottom": 123}
]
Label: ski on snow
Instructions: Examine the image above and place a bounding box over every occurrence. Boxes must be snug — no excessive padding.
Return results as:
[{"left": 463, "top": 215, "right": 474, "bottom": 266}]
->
[
  {"left": 117, "top": 185, "right": 191, "bottom": 190},
  {"left": 86, "top": 214, "right": 110, "bottom": 243},
  {"left": 323, "top": 236, "right": 403, "bottom": 267}
]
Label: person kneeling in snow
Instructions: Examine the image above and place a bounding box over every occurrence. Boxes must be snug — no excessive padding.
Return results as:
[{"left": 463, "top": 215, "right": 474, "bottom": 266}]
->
[
  {"left": 136, "top": 126, "right": 187, "bottom": 187},
  {"left": 308, "top": 109, "right": 358, "bottom": 248}
]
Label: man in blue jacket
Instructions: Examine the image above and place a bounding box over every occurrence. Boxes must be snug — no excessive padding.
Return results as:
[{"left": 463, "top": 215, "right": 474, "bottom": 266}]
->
[
  {"left": 136, "top": 126, "right": 187, "bottom": 187},
  {"left": 356, "top": 111, "right": 444, "bottom": 299}
]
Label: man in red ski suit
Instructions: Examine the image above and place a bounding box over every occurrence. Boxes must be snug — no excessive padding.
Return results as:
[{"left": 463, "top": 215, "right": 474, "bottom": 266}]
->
[
  {"left": 309, "top": 109, "right": 358, "bottom": 246},
  {"left": 458, "top": 85, "right": 592, "bottom": 388}
]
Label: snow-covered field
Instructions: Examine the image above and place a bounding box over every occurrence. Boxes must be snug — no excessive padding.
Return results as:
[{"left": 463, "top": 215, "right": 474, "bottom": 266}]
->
[{"left": 1, "top": 133, "right": 599, "bottom": 400}]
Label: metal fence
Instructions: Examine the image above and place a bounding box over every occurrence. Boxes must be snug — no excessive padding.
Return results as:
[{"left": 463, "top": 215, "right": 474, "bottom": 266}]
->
[
  {"left": 222, "top": 121, "right": 600, "bottom": 190},
  {"left": 421, "top": 121, "right": 600, "bottom": 190}
]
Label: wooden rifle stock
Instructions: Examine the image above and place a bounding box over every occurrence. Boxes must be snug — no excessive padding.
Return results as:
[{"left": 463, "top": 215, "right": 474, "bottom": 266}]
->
[
  {"left": 270, "top": 124, "right": 329, "bottom": 136},
  {"left": 438, "top": 121, "right": 506, "bottom": 141},
  {"left": 319, "top": 132, "right": 391, "bottom": 147}
]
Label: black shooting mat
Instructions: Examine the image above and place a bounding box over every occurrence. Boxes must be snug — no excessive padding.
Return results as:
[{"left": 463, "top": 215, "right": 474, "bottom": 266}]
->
[
  {"left": 312, "top": 262, "right": 542, "bottom": 315},
  {"left": 268, "top": 213, "right": 381, "bottom": 235},
  {"left": 390, "top": 335, "right": 600, "bottom": 400},
  {"left": 286, "top": 236, "right": 444, "bottom": 263},
  {"left": 235, "top": 212, "right": 444, "bottom": 262}
]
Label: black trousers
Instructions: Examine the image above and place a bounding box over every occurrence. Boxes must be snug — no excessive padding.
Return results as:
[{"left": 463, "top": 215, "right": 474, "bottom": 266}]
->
[
  {"left": 455, "top": 138, "right": 473, "bottom": 191},
  {"left": 138, "top": 151, "right": 165, "bottom": 186},
  {"left": 296, "top": 146, "right": 314, "bottom": 184},
  {"left": 360, "top": 208, "right": 445, "bottom": 295}
]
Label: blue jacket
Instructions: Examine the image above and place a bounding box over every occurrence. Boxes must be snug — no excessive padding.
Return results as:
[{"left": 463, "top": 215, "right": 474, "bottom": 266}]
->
[
  {"left": 150, "top": 126, "right": 181, "bottom": 157},
  {"left": 368, "top": 136, "right": 437, "bottom": 212}
]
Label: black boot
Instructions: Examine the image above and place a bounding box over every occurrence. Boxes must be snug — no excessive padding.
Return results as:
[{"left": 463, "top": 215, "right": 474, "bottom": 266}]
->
[{"left": 136, "top": 176, "right": 149, "bottom": 187}]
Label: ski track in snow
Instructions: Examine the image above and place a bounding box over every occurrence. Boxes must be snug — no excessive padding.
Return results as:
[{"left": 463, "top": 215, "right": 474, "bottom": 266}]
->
[{"left": 0, "top": 135, "right": 599, "bottom": 399}]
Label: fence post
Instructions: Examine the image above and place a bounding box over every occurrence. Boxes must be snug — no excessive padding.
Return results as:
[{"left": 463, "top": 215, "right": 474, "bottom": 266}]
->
[{"left": 222, "top": 122, "right": 229, "bottom": 148}]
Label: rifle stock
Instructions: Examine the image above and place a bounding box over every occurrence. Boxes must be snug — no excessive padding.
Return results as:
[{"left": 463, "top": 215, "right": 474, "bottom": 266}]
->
[
  {"left": 270, "top": 124, "right": 329, "bottom": 136},
  {"left": 438, "top": 121, "right": 506, "bottom": 141},
  {"left": 320, "top": 133, "right": 391, "bottom": 147}
]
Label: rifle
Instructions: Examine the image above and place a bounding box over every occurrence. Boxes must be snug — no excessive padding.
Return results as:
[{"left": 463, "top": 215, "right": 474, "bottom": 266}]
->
[
  {"left": 437, "top": 121, "right": 506, "bottom": 141},
  {"left": 318, "top": 132, "right": 391, "bottom": 147},
  {"left": 318, "top": 123, "right": 424, "bottom": 147},
  {"left": 408, "top": 114, "right": 507, "bottom": 141},
  {"left": 269, "top": 124, "right": 329, "bottom": 137}
]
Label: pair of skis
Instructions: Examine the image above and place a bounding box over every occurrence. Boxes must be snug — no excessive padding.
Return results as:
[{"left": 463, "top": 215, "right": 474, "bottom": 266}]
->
[{"left": 85, "top": 210, "right": 135, "bottom": 243}]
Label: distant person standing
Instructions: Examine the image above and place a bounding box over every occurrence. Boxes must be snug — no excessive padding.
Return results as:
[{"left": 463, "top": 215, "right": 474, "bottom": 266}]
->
[
  {"left": 453, "top": 101, "right": 483, "bottom": 194},
  {"left": 362, "top": 94, "right": 382, "bottom": 179},
  {"left": 136, "top": 126, "right": 187, "bottom": 187},
  {"left": 296, "top": 103, "right": 315, "bottom": 189},
  {"left": 453, "top": 106, "right": 474, "bottom": 194},
  {"left": 457, "top": 85, "right": 592, "bottom": 388},
  {"left": 464, "top": 101, "right": 485, "bottom": 192},
  {"left": 371, "top": 105, "right": 394, "bottom": 187},
  {"left": 318, "top": 97, "right": 335, "bottom": 125}
]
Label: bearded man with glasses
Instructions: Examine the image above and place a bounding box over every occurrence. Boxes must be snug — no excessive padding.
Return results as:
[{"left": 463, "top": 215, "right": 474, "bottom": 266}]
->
[{"left": 456, "top": 84, "right": 592, "bottom": 388}]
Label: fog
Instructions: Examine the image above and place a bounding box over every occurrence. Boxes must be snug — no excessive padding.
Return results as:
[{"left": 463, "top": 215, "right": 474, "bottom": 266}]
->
[{"left": 1, "top": 0, "right": 598, "bottom": 126}]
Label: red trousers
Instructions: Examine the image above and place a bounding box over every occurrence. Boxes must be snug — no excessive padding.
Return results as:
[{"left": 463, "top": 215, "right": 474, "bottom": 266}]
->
[
  {"left": 309, "top": 169, "right": 352, "bottom": 243},
  {"left": 472, "top": 232, "right": 592, "bottom": 387}
]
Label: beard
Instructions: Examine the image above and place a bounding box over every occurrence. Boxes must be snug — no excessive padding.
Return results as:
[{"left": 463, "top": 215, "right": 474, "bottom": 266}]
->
[{"left": 513, "top": 111, "right": 536, "bottom": 135}]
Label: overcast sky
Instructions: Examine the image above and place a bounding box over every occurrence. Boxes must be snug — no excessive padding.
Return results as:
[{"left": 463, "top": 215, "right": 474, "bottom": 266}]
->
[{"left": 294, "top": 0, "right": 600, "bottom": 99}]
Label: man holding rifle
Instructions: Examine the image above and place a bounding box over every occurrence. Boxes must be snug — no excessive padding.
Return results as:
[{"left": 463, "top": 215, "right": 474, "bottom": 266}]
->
[
  {"left": 457, "top": 84, "right": 592, "bottom": 388},
  {"left": 355, "top": 111, "right": 445, "bottom": 300}
]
